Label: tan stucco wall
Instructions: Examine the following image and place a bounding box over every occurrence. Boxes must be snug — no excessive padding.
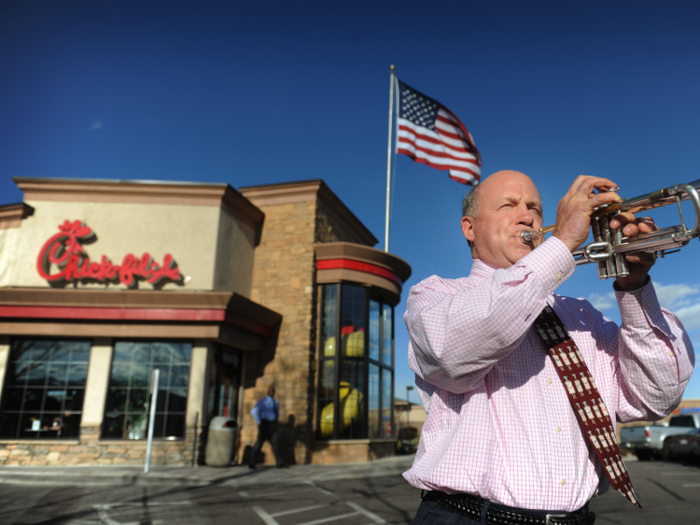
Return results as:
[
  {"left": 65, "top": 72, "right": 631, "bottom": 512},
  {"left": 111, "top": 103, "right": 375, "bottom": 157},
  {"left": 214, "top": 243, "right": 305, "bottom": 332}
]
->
[
  {"left": 81, "top": 339, "right": 113, "bottom": 427},
  {"left": 212, "top": 209, "right": 255, "bottom": 296},
  {"left": 0, "top": 228, "right": 22, "bottom": 287},
  {"left": 187, "top": 343, "right": 210, "bottom": 426},
  {"left": 0, "top": 201, "right": 255, "bottom": 294}
]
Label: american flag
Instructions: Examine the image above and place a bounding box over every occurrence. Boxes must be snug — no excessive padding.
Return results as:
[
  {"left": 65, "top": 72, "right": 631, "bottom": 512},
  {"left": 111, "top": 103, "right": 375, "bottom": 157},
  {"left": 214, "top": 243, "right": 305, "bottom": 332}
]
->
[{"left": 396, "top": 80, "right": 482, "bottom": 185}]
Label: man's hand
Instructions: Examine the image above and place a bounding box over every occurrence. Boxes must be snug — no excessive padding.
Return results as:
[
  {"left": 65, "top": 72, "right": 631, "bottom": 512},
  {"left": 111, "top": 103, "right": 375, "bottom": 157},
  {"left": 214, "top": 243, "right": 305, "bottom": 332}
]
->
[
  {"left": 552, "top": 175, "right": 621, "bottom": 251},
  {"left": 553, "top": 175, "right": 657, "bottom": 291},
  {"left": 610, "top": 214, "right": 658, "bottom": 291}
]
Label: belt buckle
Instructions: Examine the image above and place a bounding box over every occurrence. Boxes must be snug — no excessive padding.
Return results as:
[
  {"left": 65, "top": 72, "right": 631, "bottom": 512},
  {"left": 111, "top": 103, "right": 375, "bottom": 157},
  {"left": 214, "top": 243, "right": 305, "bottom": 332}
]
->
[{"left": 545, "top": 514, "right": 568, "bottom": 525}]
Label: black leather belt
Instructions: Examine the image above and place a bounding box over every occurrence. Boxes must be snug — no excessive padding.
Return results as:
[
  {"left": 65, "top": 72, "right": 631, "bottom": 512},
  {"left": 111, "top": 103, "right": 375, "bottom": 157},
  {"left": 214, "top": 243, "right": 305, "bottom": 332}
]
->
[{"left": 423, "top": 491, "right": 596, "bottom": 525}]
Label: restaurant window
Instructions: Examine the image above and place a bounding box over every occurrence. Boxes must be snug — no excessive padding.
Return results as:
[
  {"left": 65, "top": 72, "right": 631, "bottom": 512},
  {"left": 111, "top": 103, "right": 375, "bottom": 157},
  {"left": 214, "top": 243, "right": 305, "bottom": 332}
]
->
[
  {"left": 0, "top": 339, "right": 91, "bottom": 439},
  {"left": 102, "top": 341, "right": 191, "bottom": 440},
  {"left": 317, "top": 284, "right": 394, "bottom": 440}
]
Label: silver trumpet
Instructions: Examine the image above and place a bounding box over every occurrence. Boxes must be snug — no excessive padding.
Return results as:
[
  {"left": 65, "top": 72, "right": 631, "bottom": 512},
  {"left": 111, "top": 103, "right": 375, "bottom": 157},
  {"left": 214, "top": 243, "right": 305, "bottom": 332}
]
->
[{"left": 520, "top": 179, "right": 700, "bottom": 279}]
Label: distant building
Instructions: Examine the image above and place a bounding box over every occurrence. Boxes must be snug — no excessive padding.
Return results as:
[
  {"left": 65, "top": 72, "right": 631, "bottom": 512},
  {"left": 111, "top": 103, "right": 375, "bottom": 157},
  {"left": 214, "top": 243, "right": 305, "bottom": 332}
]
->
[
  {"left": 394, "top": 398, "right": 426, "bottom": 435},
  {"left": 0, "top": 177, "right": 411, "bottom": 466}
]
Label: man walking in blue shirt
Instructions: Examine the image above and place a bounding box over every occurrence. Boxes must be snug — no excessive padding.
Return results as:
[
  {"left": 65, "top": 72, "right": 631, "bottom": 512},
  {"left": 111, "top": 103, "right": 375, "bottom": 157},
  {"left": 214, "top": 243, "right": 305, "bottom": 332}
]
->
[{"left": 249, "top": 385, "right": 285, "bottom": 468}]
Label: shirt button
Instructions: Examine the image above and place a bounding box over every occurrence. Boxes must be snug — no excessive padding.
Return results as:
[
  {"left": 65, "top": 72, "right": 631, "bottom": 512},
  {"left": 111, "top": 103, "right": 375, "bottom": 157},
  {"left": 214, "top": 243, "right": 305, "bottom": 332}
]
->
[
  {"left": 556, "top": 272, "right": 563, "bottom": 281},
  {"left": 556, "top": 426, "right": 561, "bottom": 433},
  {"left": 547, "top": 378, "right": 553, "bottom": 385},
  {"left": 645, "top": 302, "right": 652, "bottom": 310},
  {"left": 560, "top": 479, "right": 566, "bottom": 486},
  {"left": 668, "top": 351, "right": 675, "bottom": 358}
]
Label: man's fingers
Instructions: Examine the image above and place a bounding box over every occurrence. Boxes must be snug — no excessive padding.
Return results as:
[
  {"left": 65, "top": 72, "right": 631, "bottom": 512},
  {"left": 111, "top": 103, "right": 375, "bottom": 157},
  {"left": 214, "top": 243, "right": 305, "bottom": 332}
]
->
[
  {"left": 568, "top": 175, "right": 619, "bottom": 198},
  {"left": 625, "top": 252, "right": 656, "bottom": 268},
  {"left": 637, "top": 217, "right": 658, "bottom": 233},
  {"left": 584, "top": 191, "right": 620, "bottom": 211},
  {"left": 609, "top": 215, "right": 658, "bottom": 236}
]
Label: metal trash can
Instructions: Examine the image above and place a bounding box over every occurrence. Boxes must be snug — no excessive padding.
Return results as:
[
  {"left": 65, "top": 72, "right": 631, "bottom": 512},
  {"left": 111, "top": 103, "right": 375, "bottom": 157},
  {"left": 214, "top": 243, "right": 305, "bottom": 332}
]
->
[{"left": 205, "top": 416, "right": 237, "bottom": 467}]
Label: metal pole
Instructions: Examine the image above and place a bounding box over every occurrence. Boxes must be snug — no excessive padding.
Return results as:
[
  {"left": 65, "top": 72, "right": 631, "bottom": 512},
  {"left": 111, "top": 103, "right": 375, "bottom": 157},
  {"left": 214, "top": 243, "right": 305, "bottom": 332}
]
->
[
  {"left": 406, "top": 385, "right": 413, "bottom": 429},
  {"left": 191, "top": 412, "right": 199, "bottom": 467},
  {"left": 384, "top": 65, "right": 396, "bottom": 252},
  {"left": 144, "top": 368, "right": 160, "bottom": 474}
]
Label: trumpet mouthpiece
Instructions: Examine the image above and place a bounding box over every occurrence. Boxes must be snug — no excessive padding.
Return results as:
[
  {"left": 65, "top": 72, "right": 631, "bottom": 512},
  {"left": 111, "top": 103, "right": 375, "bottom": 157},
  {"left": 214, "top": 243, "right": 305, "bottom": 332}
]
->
[
  {"left": 521, "top": 224, "right": 553, "bottom": 243},
  {"left": 521, "top": 230, "right": 538, "bottom": 243}
]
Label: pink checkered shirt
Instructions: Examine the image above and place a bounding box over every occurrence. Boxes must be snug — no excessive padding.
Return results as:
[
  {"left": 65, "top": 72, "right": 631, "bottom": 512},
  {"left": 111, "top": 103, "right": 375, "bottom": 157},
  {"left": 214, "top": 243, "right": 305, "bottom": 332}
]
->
[{"left": 403, "top": 237, "right": 695, "bottom": 511}]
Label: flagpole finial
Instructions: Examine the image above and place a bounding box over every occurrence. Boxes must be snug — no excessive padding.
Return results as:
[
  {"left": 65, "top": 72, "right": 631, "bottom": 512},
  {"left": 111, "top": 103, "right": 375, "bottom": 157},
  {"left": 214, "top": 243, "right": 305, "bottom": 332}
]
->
[{"left": 390, "top": 64, "right": 395, "bottom": 71}]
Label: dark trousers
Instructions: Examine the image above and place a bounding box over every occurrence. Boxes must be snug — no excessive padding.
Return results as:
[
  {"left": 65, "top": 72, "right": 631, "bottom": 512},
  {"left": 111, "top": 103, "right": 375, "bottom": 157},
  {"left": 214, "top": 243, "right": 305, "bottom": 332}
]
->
[
  {"left": 413, "top": 498, "right": 595, "bottom": 525},
  {"left": 249, "top": 420, "right": 282, "bottom": 467},
  {"left": 413, "top": 500, "right": 482, "bottom": 525}
]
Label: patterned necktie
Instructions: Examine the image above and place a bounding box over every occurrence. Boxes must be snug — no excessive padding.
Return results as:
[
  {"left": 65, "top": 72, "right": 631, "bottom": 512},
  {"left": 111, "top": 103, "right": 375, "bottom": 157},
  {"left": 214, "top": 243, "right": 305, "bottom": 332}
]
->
[{"left": 533, "top": 304, "right": 642, "bottom": 508}]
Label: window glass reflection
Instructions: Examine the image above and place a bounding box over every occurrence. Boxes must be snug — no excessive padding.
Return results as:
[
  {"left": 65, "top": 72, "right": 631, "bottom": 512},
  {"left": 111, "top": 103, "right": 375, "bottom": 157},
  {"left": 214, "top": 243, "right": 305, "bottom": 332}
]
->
[
  {"left": 317, "top": 285, "right": 395, "bottom": 441},
  {"left": 382, "top": 304, "right": 393, "bottom": 366},
  {"left": 102, "top": 341, "right": 191, "bottom": 440},
  {"left": 382, "top": 368, "right": 393, "bottom": 437},
  {"left": 0, "top": 339, "right": 91, "bottom": 439},
  {"left": 321, "top": 285, "right": 337, "bottom": 357},
  {"left": 341, "top": 285, "right": 366, "bottom": 357},
  {"left": 369, "top": 301, "right": 380, "bottom": 362},
  {"left": 339, "top": 360, "right": 366, "bottom": 438},
  {"left": 318, "top": 361, "right": 335, "bottom": 439},
  {"left": 369, "top": 365, "right": 380, "bottom": 438}
]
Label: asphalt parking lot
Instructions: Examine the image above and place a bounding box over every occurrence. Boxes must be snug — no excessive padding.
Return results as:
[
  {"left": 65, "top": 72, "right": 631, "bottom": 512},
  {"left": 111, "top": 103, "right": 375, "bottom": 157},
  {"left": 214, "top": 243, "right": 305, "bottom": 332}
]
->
[
  {"left": 0, "top": 457, "right": 699, "bottom": 524},
  {"left": 590, "top": 458, "right": 700, "bottom": 524},
  {"left": 0, "top": 469, "right": 419, "bottom": 524}
]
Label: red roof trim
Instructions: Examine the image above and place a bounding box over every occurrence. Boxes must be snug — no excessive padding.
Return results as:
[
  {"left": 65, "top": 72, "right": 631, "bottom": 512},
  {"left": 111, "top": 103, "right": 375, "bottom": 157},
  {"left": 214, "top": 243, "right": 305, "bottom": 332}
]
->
[
  {"left": 0, "top": 306, "right": 271, "bottom": 337},
  {"left": 316, "top": 258, "right": 403, "bottom": 285}
]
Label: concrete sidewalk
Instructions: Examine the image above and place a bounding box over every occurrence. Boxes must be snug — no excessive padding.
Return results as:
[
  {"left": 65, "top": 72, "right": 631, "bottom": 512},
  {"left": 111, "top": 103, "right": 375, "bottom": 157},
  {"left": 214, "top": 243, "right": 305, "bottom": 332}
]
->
[{"left": 0, "top": 455, "right": 415, "bottom": 488}]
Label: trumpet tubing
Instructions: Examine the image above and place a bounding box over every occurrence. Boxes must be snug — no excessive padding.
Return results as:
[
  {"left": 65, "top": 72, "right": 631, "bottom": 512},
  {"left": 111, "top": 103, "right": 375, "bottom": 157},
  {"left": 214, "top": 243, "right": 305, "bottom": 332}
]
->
[{"left": 520, "top": 179, "right": 700, "bottom": 279}]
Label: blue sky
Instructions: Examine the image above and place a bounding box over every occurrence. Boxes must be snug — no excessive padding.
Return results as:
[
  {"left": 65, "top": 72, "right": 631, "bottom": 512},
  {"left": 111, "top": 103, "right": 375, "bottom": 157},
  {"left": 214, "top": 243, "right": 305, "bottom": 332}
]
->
[{"left": 2, "top": 1, "right": 700, "bottom": 402}]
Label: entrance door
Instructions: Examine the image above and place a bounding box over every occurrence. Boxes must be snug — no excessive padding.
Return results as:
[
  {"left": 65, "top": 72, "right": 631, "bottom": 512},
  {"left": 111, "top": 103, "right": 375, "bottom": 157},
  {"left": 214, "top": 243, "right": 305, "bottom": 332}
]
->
[{"left": 207, "top": 348, "right": 242, "bottom": 424}]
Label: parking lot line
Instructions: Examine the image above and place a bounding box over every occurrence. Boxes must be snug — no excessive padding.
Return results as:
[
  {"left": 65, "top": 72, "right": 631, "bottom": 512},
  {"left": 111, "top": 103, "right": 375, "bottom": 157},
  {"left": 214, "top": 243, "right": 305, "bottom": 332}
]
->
[
  {"left": 251, "top": 501, "right": 389, "bottom": 525},
  {"left": 296, "top": 511, "right": 360, "bottom": 525},
  {"left": 346, "top": 501, "right": 388, "bottom": 524},
  {"left": 251, "top": 506, "right": 279, "bottom": 525},
  {"left": 273, "top": 504, "right": 331, "bottom": 517},
  {"left": 240, "top": 487, "right": 317, "bottom": 498},
  {"left": 90, "top": 500, "right": 193, "bottom": 525},
  {"left": 253, "top": 505, "right": 358, "bottom": 525},
  {"left": 305, "top": 480, "right": 334, "bottom": 495}
]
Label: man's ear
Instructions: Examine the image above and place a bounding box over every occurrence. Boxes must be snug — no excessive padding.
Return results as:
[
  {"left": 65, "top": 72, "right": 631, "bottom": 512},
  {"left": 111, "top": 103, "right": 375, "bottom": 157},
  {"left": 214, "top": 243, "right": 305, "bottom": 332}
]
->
[{"left": 461, "top": 216, "right": 476, "bottom": 243}]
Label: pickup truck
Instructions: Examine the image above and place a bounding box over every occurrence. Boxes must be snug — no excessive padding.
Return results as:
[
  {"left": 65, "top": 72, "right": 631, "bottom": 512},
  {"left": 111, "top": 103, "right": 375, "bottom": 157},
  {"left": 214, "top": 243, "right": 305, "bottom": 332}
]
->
[{"left": 620, "top": 413, "right": 700, "bottom": 460}]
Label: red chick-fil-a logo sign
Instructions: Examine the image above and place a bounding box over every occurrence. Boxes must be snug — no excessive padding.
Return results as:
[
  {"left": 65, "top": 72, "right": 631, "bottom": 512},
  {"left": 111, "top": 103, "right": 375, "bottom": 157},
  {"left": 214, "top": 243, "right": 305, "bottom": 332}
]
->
[{"left": 37, "top": 220, "right": 183, "bottom": 288}]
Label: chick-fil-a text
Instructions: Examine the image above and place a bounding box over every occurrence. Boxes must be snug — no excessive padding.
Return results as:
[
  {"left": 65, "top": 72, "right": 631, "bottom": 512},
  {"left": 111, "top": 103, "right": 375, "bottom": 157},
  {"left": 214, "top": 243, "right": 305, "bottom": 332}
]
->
[{"left": 37, "top": 220, "right": 182, "bottom": 288}]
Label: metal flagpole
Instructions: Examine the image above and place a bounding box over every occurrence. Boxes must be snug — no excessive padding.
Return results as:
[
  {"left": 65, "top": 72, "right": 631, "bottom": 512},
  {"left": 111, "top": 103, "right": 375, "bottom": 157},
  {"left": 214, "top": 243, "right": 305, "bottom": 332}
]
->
[{"left": 384, "top": 65, "right": 396, "bottom": 252}]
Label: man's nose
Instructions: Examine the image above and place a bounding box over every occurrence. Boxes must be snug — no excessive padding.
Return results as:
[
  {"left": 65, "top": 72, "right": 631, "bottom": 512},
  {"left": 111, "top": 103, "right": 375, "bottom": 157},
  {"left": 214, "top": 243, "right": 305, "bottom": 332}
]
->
[{"left": 516, "top": 205, "right": 535, "bottom": 225}]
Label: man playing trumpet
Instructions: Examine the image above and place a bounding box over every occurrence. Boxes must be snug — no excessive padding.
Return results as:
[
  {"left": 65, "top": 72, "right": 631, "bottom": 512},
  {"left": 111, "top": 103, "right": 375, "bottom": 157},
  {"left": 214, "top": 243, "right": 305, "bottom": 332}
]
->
[{"left": 404, "top": 171, "right": 695, "bottom": 525}]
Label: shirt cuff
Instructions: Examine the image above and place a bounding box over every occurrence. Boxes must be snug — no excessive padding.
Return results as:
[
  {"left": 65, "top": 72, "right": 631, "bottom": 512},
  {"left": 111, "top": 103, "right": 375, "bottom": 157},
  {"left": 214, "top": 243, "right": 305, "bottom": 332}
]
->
[
  {"left": 615, "top": 277, "right": 663, "bottom": 328},
  {"left": 521, "top": 236, "right": 576, "bottom": 294}
]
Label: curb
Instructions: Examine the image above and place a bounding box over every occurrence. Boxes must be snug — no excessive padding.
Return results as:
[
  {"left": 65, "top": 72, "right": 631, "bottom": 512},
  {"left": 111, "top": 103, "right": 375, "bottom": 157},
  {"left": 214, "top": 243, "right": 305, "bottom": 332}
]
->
[
  {"left": 0, "top": 473, "right": 214, "bottom": 487},
  {"left": 0, "top": 456, "right": 415, "bottom": 488}
]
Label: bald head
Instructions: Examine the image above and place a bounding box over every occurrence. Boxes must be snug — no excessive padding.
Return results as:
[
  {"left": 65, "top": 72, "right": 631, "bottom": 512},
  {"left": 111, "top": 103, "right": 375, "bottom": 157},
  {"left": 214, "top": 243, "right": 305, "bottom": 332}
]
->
[{"left": 481, "top": 170, "right": 539, "bottom": 198}]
